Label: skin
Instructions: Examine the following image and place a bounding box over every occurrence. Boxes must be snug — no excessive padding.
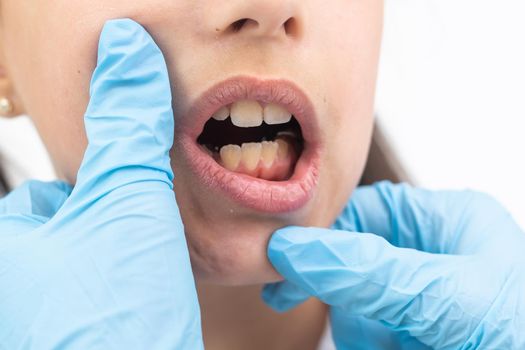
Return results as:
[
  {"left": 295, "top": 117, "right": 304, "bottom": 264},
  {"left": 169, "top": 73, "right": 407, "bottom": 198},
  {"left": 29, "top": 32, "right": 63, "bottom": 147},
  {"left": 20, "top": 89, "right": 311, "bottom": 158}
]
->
[{"left": 0, "top": 1, "right": 383, "bottom": 348}]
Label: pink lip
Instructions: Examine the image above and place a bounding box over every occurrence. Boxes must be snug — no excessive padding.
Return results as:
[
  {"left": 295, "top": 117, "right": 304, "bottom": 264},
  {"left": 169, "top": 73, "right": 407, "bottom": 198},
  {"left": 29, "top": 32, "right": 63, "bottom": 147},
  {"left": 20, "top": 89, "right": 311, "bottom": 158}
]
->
[{"left": 176, "top": 76, "right": 321, "bottom": 213}]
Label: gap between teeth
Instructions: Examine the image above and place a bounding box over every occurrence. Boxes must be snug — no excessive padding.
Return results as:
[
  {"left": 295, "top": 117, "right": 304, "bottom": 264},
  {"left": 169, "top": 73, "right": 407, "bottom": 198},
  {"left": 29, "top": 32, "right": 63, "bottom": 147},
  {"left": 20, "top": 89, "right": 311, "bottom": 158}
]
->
[
  {"left": 212, "top": 100, "right": 292, "bottom": 127},
  {"left": 219, "top": 139, "right": 289, "bottom": 172}
]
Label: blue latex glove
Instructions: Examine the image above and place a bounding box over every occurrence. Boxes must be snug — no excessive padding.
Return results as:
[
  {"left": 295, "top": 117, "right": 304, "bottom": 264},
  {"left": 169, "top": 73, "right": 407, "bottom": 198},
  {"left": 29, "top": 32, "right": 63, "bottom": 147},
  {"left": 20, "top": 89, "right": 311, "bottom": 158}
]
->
[
  {"left": 0, "top": 19, "right": 203, "bottom": 349},
  {"left": 263, "top": 181, "right": 525, "bottom": 349}
]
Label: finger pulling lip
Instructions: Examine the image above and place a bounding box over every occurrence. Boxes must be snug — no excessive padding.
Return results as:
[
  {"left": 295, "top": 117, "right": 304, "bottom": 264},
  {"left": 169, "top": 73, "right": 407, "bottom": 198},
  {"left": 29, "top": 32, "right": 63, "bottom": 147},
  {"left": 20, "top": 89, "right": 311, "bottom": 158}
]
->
[{"left": 176, "top": 76, "right": 321, "bottom": 213}]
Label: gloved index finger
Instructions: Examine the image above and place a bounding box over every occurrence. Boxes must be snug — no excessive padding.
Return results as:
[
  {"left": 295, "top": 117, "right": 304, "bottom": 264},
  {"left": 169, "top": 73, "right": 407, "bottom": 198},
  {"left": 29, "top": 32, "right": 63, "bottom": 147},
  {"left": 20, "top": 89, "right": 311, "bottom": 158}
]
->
[{"left": 73, "top": 18, "right": 174, "bottom": 196}]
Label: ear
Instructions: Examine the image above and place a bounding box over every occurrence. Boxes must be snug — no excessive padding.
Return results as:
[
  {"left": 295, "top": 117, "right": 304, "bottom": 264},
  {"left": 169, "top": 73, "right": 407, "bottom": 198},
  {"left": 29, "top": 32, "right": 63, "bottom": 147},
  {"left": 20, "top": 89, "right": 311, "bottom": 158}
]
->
[{"left": 0, "top": 64, "right": 26, "bottom": 118}]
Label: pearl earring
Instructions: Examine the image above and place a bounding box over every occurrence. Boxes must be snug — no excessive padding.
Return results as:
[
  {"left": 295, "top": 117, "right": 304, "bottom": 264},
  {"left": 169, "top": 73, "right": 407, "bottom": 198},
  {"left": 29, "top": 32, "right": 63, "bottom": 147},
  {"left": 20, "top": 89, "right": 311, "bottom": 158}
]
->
[{"left": 0, "top": 97, "right": 14, "bottom": 115}]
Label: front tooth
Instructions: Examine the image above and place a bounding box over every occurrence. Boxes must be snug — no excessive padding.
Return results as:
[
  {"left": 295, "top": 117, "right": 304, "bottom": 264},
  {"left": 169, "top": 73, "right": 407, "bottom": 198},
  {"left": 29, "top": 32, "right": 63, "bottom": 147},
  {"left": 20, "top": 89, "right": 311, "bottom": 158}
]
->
[
  {"left": 212, "top": 106, "right": 230, "bottom": 121},
  {"left": 220, "top": 144, "right": 242, "bottom": 171},
  {"left": 261, "top": 141, "right": 279, "bottom": 167},
  {"left": 241, "top": 142, "right": 262, "bottom": 171},
  {"left": 230, "top": 100, "right": 263, "bottom": 127},
  {"left": 275, "top": 139, "right": 289, "bottom": 160},
  {"left": 264, "top": 103, "right": 292, "bottom": 125}
]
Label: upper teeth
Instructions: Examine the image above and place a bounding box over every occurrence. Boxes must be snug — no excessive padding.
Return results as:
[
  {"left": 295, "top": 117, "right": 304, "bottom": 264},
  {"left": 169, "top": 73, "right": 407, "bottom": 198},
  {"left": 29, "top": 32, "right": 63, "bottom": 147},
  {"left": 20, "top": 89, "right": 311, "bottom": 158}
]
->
[
  {"left": 212, "top": 100, "right": 292, "bottom": 127},
  {"left": 263, "top": 103, "right": 292, "bottom": 125},
  {"left": 231, "top": 100, "right": 263, "bottom": 127},
  {"left": 211, "top": 106, "right": 230, "bottom": 121}
]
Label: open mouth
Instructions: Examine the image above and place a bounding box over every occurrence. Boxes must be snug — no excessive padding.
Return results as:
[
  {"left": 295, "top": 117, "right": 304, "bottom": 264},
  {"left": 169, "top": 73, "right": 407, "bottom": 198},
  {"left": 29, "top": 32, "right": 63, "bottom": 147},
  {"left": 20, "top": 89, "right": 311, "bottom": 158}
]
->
[
  {"left": 178, "top": 77, "right": 321, "bottom": 213},
  {"left": 197, "top": 100, "right": 303, "bottom": 181}
]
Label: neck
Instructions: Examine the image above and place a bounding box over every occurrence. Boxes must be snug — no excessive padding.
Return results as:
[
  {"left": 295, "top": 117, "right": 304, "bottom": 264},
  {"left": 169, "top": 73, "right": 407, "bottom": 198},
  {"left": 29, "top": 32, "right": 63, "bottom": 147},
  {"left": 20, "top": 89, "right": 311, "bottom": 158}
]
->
[{"left": 197, "top": 283, "right": 327, "bottom": 350}]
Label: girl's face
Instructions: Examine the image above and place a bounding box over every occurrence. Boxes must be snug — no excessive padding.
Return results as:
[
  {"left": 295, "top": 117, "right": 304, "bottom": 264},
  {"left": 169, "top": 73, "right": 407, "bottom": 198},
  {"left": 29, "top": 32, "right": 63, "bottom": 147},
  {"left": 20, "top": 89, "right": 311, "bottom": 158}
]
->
[{"left": 0, "top": 1, "right": 383, "bottom": 285}]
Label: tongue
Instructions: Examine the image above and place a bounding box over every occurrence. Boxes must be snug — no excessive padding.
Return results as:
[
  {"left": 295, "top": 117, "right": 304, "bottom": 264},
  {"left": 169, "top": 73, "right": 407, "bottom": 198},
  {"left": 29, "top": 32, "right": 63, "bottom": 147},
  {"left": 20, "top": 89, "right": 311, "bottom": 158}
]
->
[{"left": 216, "top": 137, "right": 299, "bottom": 181}]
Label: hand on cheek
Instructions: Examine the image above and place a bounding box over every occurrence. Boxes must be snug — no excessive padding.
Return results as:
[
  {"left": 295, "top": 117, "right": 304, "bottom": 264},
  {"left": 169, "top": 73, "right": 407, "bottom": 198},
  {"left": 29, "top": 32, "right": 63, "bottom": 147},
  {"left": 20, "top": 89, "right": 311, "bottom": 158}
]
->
[{"left": 0, "top": 19, "right": 203, "bottom": 349}]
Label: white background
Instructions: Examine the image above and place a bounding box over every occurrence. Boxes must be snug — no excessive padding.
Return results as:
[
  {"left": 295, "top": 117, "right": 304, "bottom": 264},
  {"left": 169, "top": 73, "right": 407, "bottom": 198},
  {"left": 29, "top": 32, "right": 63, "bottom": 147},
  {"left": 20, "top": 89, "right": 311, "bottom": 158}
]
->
[
  {"left": 376, "top": 0, "right": 525, "bottom": 227},
  {"left": 1, "top": 0, "right": 525, "bottom": 227}
]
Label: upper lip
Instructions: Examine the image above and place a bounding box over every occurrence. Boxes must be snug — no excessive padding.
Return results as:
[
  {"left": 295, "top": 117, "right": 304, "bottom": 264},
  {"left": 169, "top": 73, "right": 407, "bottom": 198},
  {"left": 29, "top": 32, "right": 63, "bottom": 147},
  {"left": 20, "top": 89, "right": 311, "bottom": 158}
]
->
[
  {"left": 178, "top": 76, "right": 320, "bottom": 146},
  {"left": 176, "top": 76, "right": 322, "bottom": 213}
]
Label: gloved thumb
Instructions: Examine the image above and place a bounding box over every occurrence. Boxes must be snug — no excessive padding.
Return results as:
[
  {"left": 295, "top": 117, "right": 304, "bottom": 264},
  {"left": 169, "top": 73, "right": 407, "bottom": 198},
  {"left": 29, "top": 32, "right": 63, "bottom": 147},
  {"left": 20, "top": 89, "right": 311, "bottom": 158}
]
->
[
  {"left": 72, "top": 18, "right": 174, "bottom": 198},
  {"left": 264, "top": 226, "right": 481, "bottom": 348}
]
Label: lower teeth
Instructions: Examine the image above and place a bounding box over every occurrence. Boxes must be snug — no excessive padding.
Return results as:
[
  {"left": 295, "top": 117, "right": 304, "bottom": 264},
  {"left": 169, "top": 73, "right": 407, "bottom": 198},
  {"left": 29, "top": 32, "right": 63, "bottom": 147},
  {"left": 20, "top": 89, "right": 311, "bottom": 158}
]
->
[{"left": 209, "top": 137, "right": 297, "bottom": 181}]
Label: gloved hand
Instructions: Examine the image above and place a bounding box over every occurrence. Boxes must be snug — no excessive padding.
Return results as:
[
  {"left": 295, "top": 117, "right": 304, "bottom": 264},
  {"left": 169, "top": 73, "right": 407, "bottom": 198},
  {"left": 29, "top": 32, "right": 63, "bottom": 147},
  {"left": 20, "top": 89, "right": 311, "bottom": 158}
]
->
[
  {"left": 263, "top": 181, "right": 525, "bottom": 349},
  {"left": 0, "top": 19, "right": 203, "bottom": 349}
]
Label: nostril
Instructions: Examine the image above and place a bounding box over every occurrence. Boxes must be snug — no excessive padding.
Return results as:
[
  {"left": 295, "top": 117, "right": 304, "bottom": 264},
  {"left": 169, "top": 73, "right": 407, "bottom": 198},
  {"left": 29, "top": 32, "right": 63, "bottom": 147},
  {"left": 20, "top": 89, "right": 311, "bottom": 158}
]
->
[
  {"left": 283, "top": 18, "right": 298, "bottom": 36},
  {"left": 226, "top": 17, "right": 299, "bottom": 37},
  {"left": 229, "top": 18, "right": 258, "bottom": 33},
  {"left": 231, "top": 18, "right": 247, "bottom": 32}
]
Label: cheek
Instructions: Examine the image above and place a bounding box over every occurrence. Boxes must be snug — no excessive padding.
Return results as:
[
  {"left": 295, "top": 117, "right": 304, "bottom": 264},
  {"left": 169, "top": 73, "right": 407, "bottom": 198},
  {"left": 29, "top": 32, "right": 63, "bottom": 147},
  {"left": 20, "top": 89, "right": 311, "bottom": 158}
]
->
[
  {"left": 313, "top": 3, "right": 381, "bottom": 222},
  {"left": 1, "top": 3, "right": 101, "bottom": 181},
  {"left": 1, "top": 1, "right": 193, "bottom": 182}
]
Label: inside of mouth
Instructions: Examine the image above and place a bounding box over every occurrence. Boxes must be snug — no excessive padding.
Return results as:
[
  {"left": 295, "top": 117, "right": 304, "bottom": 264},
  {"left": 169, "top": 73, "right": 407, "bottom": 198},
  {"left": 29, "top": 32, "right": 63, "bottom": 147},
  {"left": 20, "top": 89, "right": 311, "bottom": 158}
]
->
[{"left": 197, "top": 116, "right": 304, "bottom": 181}]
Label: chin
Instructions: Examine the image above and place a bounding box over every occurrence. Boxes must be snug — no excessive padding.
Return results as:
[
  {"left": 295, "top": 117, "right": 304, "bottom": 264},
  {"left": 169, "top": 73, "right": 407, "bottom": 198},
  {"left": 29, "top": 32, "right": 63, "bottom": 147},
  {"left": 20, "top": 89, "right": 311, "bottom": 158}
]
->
[
  {"left": 180, "top": 203, "right": 335, "bottom": 286},
  {"left": 185, "top": 222, "right": 282, "bottom": 286}
]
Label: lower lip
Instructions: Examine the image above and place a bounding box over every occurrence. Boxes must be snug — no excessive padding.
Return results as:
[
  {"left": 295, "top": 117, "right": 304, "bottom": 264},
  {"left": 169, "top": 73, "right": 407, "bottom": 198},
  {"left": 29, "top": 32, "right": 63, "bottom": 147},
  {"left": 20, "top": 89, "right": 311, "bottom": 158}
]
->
[{"left": 178, "top": 134, "right": 320, "bottom": 213}]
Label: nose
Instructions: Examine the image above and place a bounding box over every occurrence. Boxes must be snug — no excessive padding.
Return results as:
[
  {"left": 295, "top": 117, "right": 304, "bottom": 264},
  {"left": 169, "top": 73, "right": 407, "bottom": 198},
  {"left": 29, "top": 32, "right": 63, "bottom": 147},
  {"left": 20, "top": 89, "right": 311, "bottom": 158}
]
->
[{"left": 210, "top": 0, "right": 302, "bottom": 39}]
